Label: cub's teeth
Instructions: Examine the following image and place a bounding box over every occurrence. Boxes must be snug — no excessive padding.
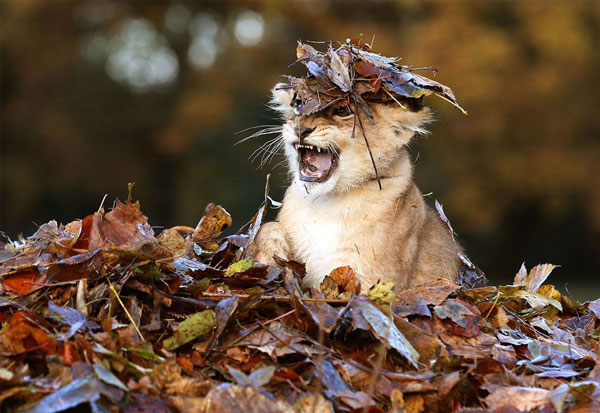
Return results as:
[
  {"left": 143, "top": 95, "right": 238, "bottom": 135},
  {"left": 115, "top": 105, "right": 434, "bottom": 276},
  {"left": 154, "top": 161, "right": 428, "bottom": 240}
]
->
[{"left": 295, "top": 144, "right": 327, "bottom": 153}]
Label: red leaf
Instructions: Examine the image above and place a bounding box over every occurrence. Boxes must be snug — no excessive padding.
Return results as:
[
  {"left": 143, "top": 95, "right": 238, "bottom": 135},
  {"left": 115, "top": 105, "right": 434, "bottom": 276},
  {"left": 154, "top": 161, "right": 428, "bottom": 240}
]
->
[
  {"left": 0, "top": 312, "right": 57, "bottom": 355},
  {"left": 354, "top": 60, "right": 391, "bottom": 80},
  {"left": 3, "top": 269, "right": 41, "bottom": 295}
]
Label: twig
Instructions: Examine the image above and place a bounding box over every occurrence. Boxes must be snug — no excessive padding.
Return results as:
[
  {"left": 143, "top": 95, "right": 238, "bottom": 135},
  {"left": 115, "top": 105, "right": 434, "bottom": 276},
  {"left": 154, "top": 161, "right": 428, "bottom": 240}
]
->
[
  {"left": 108, "top": 280, "right": 146, "bottom": 342},
  {"left": 263, "top": 308, "right": 297, "bottom": 327},
  {"left": 351, "top": 100, "right": 358, "bottom": 139},
  {"left": 169, "top": 225, "right": 196, "bottom": 233},
  {"left": 97, "top": 194, "right": 108, "bottom": 212},
  {"left": 563, "top": 283, "right": 579, "bottom": 317},
  {"left": 484, "top": 292, "right": 501, "bottom": 320},
  {"left": 312, "top": 310, "right": 326, "bottom": 413},
  {"left": 356, "top": 110, "right": 382, "bottom": 190},
  {"left": 199, "top": 292, "right": 350, "bottom": 304},
  {"left": 383, "top": 89, "right": 408, "bottom": 111}
]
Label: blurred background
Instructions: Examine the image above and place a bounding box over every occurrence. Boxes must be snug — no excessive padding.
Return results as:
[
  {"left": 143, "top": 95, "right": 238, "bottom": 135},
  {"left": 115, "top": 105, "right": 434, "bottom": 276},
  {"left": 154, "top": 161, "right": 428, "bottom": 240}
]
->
[{"left": 2, "top": 0, "right": 599, "bottom": 299}]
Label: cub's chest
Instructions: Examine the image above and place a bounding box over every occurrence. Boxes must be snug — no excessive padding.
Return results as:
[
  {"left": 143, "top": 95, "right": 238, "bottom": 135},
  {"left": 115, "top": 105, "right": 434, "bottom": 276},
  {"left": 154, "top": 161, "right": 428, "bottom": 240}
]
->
[{"left": 282, "top": 193, "right": 389, "bottom": 264}]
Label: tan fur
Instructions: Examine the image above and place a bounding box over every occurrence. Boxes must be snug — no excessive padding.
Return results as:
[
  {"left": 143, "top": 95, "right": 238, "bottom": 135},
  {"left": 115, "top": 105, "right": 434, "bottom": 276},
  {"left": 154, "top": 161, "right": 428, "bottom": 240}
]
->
[{"left": 248, "top": 84, "right": 462, "bottom": 292}]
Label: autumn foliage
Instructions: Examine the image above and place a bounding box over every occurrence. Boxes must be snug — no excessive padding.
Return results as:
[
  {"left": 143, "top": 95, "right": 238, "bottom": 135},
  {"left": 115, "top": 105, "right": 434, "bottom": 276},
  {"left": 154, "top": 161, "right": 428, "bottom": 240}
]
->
[{"left": 0, "top": 189, "right": 599, "bottom": 412}]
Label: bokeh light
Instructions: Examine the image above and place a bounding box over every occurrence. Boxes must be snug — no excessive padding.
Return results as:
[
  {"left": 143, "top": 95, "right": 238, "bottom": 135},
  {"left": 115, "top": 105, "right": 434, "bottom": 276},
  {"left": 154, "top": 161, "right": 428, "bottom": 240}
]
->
[
  {"left": 234, "top": 10, "right": 264, "bottom": 47},
  {"left": 105, "top": 18, "right": 179, "bottom": 91}
]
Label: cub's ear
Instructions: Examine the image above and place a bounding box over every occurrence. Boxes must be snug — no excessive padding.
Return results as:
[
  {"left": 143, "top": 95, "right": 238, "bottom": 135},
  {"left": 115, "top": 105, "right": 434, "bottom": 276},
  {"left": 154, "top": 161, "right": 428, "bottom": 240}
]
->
[
  {"left": 269, "top": 83, "right": 294, "bottom": 117},
  {"left": 382, "top": 103, "right": 433, "bottom": 138}
]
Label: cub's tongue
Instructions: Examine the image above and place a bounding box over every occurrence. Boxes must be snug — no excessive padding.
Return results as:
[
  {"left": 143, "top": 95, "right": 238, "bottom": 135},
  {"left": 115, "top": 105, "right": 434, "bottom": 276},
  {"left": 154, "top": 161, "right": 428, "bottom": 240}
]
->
[{"left": 299, "top": 148, "right": 333, "bottom": 182}]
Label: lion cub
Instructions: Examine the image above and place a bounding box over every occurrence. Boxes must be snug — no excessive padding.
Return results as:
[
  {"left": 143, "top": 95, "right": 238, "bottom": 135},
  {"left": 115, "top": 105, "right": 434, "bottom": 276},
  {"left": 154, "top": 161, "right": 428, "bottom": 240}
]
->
[{"left": 248, "top": 84, "right": 462, "bottom": 292}]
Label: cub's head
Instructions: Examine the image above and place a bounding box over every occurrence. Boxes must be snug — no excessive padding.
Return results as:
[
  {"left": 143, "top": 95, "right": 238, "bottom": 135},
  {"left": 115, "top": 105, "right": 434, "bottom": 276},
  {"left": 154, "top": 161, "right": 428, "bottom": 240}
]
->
[{"left": 271, "top": 83, "right": 431, "bottom": 195}]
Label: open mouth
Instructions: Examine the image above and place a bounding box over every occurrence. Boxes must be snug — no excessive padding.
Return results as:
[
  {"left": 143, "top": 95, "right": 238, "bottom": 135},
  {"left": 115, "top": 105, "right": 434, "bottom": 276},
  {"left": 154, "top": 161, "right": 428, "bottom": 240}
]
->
[{"left": 295, "top": 144, "right": 338, "bottom": 182}]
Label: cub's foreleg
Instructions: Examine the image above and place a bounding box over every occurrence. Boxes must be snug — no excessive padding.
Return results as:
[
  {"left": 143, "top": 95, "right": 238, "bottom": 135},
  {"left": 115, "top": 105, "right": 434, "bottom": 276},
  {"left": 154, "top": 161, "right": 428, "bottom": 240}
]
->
[{"left": 247, "top": 221, "right": 290, "bottom": 265}]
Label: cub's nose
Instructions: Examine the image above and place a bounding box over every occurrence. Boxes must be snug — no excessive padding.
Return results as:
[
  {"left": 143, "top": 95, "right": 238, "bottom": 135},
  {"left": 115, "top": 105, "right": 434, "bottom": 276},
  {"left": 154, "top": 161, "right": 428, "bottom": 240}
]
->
[{"left": 294, "top": 125, "right": 315, "bottom": 141}]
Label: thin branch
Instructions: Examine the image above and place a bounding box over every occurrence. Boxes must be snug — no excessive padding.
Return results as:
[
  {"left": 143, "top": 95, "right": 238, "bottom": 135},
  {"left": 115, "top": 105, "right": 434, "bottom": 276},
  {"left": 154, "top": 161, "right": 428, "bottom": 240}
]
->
[
  {"left": 198, "top": 292, "right": 351, "bottom": 305},
  {"left": 356, "top": 108, "right": 382, "bottom": 190}
]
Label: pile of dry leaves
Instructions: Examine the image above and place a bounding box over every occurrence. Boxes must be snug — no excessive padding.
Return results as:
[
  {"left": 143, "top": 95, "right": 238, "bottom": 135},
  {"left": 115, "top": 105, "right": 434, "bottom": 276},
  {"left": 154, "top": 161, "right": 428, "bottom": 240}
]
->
[{"left": 0, "top": 186, "right": 599, "bottom": 412}]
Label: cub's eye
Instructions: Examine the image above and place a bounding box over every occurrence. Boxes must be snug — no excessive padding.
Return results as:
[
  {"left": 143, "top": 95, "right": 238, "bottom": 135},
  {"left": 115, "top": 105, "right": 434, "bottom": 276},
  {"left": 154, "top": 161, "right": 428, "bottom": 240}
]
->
[
  {"left": 292, "top": 99, "right": 304, "bottom": 115},
  {"left": 333, "top": 105, "right": 352, "bottom": 117}
]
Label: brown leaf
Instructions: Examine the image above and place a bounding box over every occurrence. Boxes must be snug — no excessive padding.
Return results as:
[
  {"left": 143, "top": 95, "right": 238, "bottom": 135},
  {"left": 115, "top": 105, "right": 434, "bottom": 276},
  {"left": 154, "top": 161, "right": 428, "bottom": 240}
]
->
[
  {"left": 205, "top": 295, "right": 239, "bottom": 354},
  {"left": 404, "top": 394, "right": 425, "bottom": 413},
  {"left": 329, "top": 266, "right": 359, "bottom": 294},
  {"left": 156, "top": 228, "right": 186, "bottom": 256},
  {"left": 354, "top": 60, "right": 392, "bottom": 80},
  {"left": 434, "top": 299, "right": 480, "bottom": 338},
  {"left": 398, "top": 278, "right": 459, "bottom": 306},
  {"left": 294, "top": 294, "right": 340, "bottom": 333},
  {"left": 394, "top": 315, "right": 449, "bottom": 363},
  {"left": 88, "top": 200, "right": 160, "bottom": 255},
  {"left": 295, "top": 393, "right": 333, "bottom": 413},
  {"left": 484, "top": 385, "right": 551, "bottom": 411},
  {"left": 193, "top": 203, "right": 232, "bottom": 242},
  {"left": 196, "top": 383, "right": 292, "bottom": 413},
  {"left": 46, "top": 248, "right": 100, "bottom": 283},
  {"left": 393, "top": 289, "right": 432, "bottom": 318}
]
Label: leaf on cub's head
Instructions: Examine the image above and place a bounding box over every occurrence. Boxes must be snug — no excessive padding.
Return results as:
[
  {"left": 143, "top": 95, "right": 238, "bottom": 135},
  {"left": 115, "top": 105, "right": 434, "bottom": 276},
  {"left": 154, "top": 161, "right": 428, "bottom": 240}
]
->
[{"left": 287, "top": 39, "right": 467, "bottom": 116}]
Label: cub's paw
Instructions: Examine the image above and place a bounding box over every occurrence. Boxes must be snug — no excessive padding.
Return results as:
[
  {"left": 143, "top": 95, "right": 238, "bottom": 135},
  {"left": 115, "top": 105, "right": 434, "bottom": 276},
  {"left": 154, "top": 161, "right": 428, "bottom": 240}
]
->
[{"left": 246, "top": 222, "right": 290, "bottom": 266}]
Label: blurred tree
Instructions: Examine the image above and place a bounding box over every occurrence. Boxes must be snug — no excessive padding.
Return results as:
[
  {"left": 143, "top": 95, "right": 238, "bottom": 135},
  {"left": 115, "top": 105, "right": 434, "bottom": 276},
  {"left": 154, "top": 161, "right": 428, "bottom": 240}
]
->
[{"left": 1, "top": 0, "right": 599, "bottom": 298}]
